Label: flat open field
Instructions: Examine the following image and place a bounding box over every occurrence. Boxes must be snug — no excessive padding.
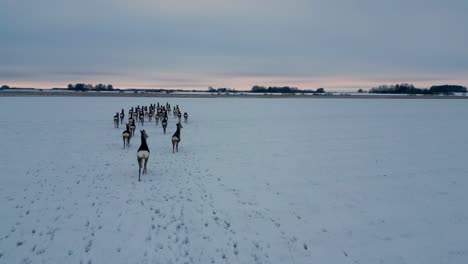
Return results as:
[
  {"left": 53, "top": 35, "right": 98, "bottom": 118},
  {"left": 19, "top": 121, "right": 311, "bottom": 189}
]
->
[
  {"left": 1, "top": 90, "right": 468, "bottom": 99},
  {"left": 0, "top": 97, "right": 467, "bottom": 263}
]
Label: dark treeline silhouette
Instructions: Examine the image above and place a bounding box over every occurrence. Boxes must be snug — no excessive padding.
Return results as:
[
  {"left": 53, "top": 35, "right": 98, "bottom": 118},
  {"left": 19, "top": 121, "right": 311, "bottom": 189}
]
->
[
  {"left": 251, "top": 85, "right": 325, "bottom": 94},
  {"left": 1, "top": 85, "right": 36, "bottom": 90},
  {"left": 67, "top": 83, "right": 114, "bottom": 91},
  {"left": 429, "top": 85, "right": 467, "bottom": 94},
  {"left": 208, "top": 87, "right": 238, "bottom": 93},
  {"left": 369, "top": 84, "right": 467, "bottom": 95}
]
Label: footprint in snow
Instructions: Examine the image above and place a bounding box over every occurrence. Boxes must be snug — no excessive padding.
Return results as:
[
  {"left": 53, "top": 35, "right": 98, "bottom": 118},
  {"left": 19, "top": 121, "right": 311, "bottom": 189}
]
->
[
  {"left": 35, "top": 247, "right": 46, "bottom": 255},
  {"left": 85, "top": 240, "right": 93, "bottom": 253}
]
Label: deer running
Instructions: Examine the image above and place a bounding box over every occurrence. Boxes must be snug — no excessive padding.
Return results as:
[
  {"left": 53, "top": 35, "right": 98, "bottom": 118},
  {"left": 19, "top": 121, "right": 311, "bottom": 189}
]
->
[
  {"left": 137, "top": 130, "right": 150, "bottom": 181},
  {"left": 172, "top": 123, "right": 183, "bottom": 153},
  {"left": 122, "top": 123, "right": 131, "bottom": 148}
]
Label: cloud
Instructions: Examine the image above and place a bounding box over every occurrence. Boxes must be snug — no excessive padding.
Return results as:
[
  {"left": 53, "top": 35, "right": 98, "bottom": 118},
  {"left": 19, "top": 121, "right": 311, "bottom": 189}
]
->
[{"left": 1, "top": 0, "right": 468, "bottom": 90}]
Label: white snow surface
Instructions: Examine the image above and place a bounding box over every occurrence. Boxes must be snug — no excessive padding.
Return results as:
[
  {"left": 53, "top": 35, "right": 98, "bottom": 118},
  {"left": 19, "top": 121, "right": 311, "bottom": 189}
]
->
[{"left": 0, "top": 97, "right": 467, "bottom": 264}]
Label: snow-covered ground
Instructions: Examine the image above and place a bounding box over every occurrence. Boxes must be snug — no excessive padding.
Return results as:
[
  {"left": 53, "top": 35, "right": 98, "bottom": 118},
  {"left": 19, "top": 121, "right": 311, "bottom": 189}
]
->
[{"left": 0, "top": 97, "right": 467, "bottom": 264}]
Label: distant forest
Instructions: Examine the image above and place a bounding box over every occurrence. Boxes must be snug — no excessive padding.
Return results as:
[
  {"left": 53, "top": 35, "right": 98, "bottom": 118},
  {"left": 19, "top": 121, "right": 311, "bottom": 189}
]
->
[
  {"left": 369, "top": 84, "right": 467, "bottom": 95},
  {"left": 208, "top": 87, "right": 238, "bottom": 93},
  {"left": 250, "top": 86, "right": 325, "bottom": 94},
  {"left": 67, "top": 83, "right": 114, "bottom": 91},
  {"left": 207, "top": 86, "right": 326, "bottom": 94}
]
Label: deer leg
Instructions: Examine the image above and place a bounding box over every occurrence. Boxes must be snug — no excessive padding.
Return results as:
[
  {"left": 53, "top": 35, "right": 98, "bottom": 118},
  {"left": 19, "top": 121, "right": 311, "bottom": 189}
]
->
[
  {"left": 138, "top": 159, "right": 142, "bottom": 181},
  {"left": 176, "top": 142, "right": 179, "bottom": 152},
  {"left": 144, "top": 159, "right": 148, "bottom": 174}
]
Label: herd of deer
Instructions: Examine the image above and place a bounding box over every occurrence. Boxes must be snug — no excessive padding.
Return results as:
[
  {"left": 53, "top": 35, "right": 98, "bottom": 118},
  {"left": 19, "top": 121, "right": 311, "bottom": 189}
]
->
[{"left": 113, "top": 102, "right": 188, "bottom": 181}]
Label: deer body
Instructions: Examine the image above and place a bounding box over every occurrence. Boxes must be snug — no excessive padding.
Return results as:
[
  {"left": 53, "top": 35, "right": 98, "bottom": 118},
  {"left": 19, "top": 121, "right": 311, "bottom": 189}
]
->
[
  {"left": 162, "top": 117, "right": 168, "bottom": 134},
  {"left": 129, "top": 119, "right": 136, "bottom": 136},
  {"left": 114, "top": 113, "right": 119, "bottom": 128},
  {"left": 122, "top": 123, "right": 131, "bottom": 148},
  {"left": 172, "top": 123, "right": 183, "bottom": 153},
  {"left": 137, "top": 130, "right": 150, "bottom": 181}
]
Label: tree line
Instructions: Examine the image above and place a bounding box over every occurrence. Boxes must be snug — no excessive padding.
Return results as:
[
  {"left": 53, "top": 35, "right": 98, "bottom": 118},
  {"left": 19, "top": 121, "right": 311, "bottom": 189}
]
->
[
  {"left": 369, "top": 84, "right": 467, "bottom": 95},
  {"left": 250, "top": 86, "right": 325, "bottom": 94},
  {"left": 206, "top": 86, "right": 326, "bottom": 94},
  {"left": 208, "top": 87, "right": 239, "bottom": 93},
  {"left": 67, "top": 83, "right": 114, "bottom": 91}
]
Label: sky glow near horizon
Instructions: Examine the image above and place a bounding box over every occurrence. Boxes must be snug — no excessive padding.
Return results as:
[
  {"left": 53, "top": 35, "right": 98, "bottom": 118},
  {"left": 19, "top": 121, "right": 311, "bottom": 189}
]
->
[{"left": 1, "top": 0, "right": 468, "bottom": 90}]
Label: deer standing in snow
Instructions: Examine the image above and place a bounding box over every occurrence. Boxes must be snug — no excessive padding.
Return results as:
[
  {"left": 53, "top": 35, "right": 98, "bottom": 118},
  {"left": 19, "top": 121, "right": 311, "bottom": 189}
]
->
[{"left": 137, "top": 130, "right": 150, "bottom": 181}]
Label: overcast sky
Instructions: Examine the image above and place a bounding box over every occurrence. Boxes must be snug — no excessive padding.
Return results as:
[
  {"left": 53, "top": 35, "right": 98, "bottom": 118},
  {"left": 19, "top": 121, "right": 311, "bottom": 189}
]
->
[{"left": 1, "top": 0, "right": 468, "bottom": 90}]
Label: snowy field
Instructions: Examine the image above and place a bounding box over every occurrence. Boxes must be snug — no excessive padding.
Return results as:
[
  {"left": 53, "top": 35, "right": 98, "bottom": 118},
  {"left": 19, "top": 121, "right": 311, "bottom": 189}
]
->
[{"left": 0, "top": 97, "right": 467, "bottom": 264}]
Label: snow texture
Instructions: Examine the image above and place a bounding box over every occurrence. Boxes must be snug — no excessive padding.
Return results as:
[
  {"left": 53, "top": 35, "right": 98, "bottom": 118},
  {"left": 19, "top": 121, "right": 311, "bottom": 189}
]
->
[{"left": 0, "top": 97, "right": 467, "bottom": 264}]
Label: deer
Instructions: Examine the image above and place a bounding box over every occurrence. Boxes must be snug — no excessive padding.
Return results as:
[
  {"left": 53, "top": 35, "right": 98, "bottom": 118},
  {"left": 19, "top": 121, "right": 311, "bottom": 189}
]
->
[
  {"left": 172, "top": 123, "right": 183, "bottom": 153},
  {"left": 162, "top": 116, "right": 168, "bottom": 134},
  {"left": 155, "top": 111, "right": 160, "bottom": 126},
  {"left": 177, "top": 111, "right": 182, "bottom": 123},
  {"left": 113, "top": 112, "right": 119, "bottom": 128},
  {"left": 139, "top": 110, "right": 145, "bottom": 126},
  {"left": 120, "top": 109, "right": 125, "bottom": 124},
  {"left": 122, "top": 123, "right": 131, "bottom": 148},
  {"left": 137, "top": 130, "right": 150, "bottom": 181},
  {"left": 129, "top": 119, "right": 136, "bottom": 137},
  {"left": 148, "top": 109, "right": 154, "bottom": 122}
]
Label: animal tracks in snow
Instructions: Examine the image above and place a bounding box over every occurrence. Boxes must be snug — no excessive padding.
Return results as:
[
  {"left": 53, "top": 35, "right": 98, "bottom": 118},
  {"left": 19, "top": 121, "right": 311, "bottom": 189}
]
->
[{"left": 1, "top": 102, "right": 314, "bottom": 264}]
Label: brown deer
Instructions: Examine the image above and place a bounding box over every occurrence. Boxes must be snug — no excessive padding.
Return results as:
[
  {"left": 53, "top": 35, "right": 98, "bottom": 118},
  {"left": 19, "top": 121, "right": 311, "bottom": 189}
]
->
[
  {"left": 162, "top": 116, "right": 168, "bottom": 134},
  {"left": 137, "top": 130, "right": 150, "bottom": 181},
  {"left": 172, "top": 123, "right": 183, "bottom": 153},
  {"left": 122, "top": 123, "right": 131, "bottom": 148},
  {"left": 113, "top": 113, "right": 119, "bottom": 128}
]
